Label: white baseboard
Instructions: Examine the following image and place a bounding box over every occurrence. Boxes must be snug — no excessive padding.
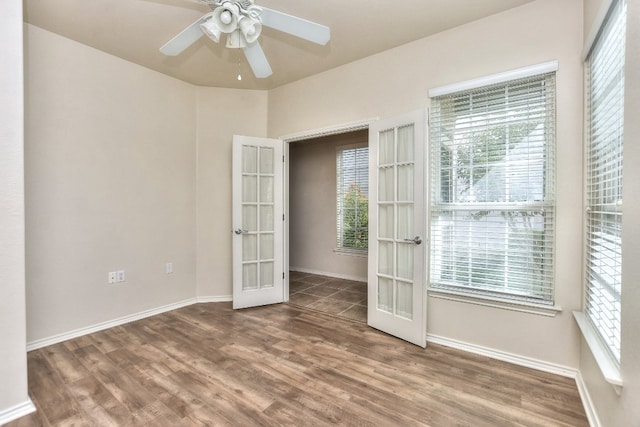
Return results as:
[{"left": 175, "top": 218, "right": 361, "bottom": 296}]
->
[
  {"left": 0, "top": 399, "right": 36, "bottom": 426},
  {"left": 575, "top": 370, "right": 601, "bottom": 427},
  {"left": 289, "top": 266, "right": 366, "bottom": 283},
  {"left": 196, "top": 296, "right": 232, "bottom": 303},
  {"left": 26, "top": 296, "right": 238, "bottom": 352},
  {"left": 427, "top": 333, "right": 601, "bottom": 423},
  {"left": 426, "top": 333, "right": 579, "bottom": 379},
  {"left": 26, "top": 298, "right": 198, "bottom": 351}
]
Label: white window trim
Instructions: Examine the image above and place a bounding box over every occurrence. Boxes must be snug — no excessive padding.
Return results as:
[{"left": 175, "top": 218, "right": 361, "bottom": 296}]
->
[
  {"left": 428, "top": 61, "right": 558, "bottom": 98},
  {"left": 333, "top": 247, "right": 367, "bottom": 257},
  {"left": 429, "top": 287, "right": 562, "bottom": 317},
  {"left": 573, "top": 311, "right": 623, "bottom": 392},
  {"left": 336, "top": 142, "right": 368, "bottom": 152}
]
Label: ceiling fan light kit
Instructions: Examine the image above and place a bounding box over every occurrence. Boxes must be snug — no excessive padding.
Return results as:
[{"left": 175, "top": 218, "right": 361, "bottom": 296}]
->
[
  {"left": 199, "top": 13, "right": 221, "bottom": 42},
  {"left": 160, "top": 0, "right": 330, "bottom": 79}
]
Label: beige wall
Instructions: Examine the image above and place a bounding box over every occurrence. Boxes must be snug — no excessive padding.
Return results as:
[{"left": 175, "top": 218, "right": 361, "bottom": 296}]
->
[
  {"left": 16, "top": 0, "right": 640, "bottom": 423},
  {"left": 578, "top": 1, "right": 640, "bottom": 425},
  {"left": 196, "top": 87, "right": 268, "bottom": 298},
  {"left": 0, "top": 0, "right": 30, "bottom": 419},
  {"left": 269, "top": 0, "right": 585, "bottom": 369},
  {"left": 289, "top": 131, "right": 368, "bottom": 281},
  {"left": 583, "top": 0, "right": 610, "bottom": 45},
  {"left": 24, "top": 25, "right": 198, "bottom": 342}
]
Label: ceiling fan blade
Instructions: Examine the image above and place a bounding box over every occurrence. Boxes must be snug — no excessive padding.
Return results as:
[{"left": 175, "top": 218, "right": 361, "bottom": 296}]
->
[
  {"left": 160, "top": 15, "right": 208, "bottom": 56},
  {"left": 260, "top": 7, "right": 330, "bottom": 46},
  {"left": 243, "top": 42, "right": 273, "bottom": 78}
]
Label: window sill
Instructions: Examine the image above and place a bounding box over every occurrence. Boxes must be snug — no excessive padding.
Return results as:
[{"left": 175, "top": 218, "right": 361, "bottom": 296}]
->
[
  {"left": 428, "top": 288, "right": 562, "bottom": 317},
  {"left": 573, "top": 311, "right": 623, "bottom": 394},
  {"left": 333, "top": 248, "right": 368, "bottom": 258}
]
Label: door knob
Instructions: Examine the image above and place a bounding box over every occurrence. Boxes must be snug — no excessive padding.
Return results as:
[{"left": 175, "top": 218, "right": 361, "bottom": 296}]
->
[
  {"left": 403, "top": 236, "right": 422, "bottom": 245},
  {"left": 234, "top": 228, "right": 248, "bottom": 235}
]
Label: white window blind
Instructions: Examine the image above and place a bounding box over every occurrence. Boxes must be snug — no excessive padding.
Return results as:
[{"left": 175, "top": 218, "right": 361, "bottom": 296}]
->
[
  {"left": 430, "top": 72, "right": 556, "bottom": 304},
  {"left": 336, "top": 145, "right": 369, "bottom": 250},
  {"left": 585, "top": 0, "right": 626, "bottom": 364}
]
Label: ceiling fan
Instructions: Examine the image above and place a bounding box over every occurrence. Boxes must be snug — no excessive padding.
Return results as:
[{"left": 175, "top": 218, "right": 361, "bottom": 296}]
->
[{"left": 160, "top": 0, "right": 331, "bottom": 79}]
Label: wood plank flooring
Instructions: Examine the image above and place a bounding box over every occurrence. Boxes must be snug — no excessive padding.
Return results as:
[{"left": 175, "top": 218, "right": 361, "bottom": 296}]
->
[{"left": 8, "top": 302, "right": 588, "bottom": 426}]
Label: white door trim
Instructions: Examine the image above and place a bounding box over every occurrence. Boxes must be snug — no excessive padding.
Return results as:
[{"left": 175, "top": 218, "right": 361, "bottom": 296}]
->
[{"left": 279, "top": 118, "right": 378, "bottom": 143}]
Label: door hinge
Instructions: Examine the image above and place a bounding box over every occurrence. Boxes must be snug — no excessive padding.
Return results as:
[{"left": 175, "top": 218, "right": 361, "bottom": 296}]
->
[
  {"left": 283, "top": 272, "right": 285, "bottom": 279},
  {"left": 282, "top": 155, "right": 285, "bottom": 162},
  {"left": 282, "top": 214, "right": 285, "bottom": 221}
]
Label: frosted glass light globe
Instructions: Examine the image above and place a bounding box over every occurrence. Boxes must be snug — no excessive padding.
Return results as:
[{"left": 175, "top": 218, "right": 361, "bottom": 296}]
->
[{"left": 220, "top": 10, "right": 232, "bottom": 24}]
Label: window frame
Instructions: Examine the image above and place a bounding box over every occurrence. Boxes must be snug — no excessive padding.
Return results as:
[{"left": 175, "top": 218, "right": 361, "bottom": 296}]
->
[
  {"left": 335, "top": 143, "right": 369, "bottom": 252},
  {"left": 576, "top": 0, "right": 626, "bottom": 387},
  {"left": 428, "top": 62, "right": 558, "bottom": 309}
]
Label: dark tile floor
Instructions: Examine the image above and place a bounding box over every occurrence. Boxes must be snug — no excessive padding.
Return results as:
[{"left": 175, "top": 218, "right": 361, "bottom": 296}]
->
[{"left": 288, "top": 271, "right": 367, "bottom": 323}]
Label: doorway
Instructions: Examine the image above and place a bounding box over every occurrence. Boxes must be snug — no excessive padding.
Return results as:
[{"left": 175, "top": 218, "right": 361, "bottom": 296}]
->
[{"left": 287, "top": 130, "right": 369, "bottom": 322}]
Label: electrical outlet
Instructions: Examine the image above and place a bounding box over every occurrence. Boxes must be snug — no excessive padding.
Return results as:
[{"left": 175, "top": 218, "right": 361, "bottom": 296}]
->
[
  {"left": 165, "top": 262, "right": 173, "bottom": 274},
  {"left": 108, "top": 271, "right": 117, "bottom": 284},
  {"left": 116, "top": 270, "right": 126, "bottom": 283}
]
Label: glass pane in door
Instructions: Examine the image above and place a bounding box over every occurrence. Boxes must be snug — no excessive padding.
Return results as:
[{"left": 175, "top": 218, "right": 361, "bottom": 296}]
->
[
  {"left": 397, "top": 204, "right": 413, "bottom": 239},
  {"left": 243, "top": 235, "right": 257, "bottom": 261},
  {"left": 378, "top": 241, "right": 393, "bottom": 276},
  {"left": 243, "top": 264, "right": 258, "bottom": 290},
  {"left": 396, "top": 244, "right": 413, "bottom": 280},
  {"left": 397, "top": 165, "right": 414, "bottom": 202},
  {"left": 260, "top": 206, "right": 274, "bottom": 232},
  {"left": 397, "top": 125, "right": 415, "bottom": 163},
  {"left": 260, "top": 262, "right": 274, "bottom": 288},
  {"left": 396, "top": 280, "right": 413, "bottom": 320},
  {"left": 243, "top": 176, "right": 257, "bottom": 202},
  {"left": 243, "top": 146, "right": 257, "bottom": 173},
  {"left": 260, "top": 176, "right": 274, "bottom": 203},
  {"left": 242, "top": 205, "right": 258, "bottom": 231},
  {"left": 378, "top": 277, "right": 393, "bottom": 313},
  {"left": 260, "top": 234, "right": 274, "bottom": 259},
  {"left": 379, "top": 204, "right": 394, "bottom": 239},
  {"left": 259, "top": 147, "right": 274, "bottom": 173},
  {"left": 379, "top": 130, "right": 395, "bottom": 165}
]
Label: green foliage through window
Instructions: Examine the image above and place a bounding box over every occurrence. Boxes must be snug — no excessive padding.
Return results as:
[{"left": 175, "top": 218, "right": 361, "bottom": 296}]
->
[
  {"left": 341, "top": 183, "right": 368, "bottom": 249},
  {"left": 337, "top": 146, "right": 369, "bottom": 250}
]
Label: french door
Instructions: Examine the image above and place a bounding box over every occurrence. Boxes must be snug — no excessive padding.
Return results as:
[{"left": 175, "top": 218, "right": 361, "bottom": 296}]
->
[
  {"left": 368, "top": 110, "right": 427, "bottom": 347},
  {"left": 232, "top": 135, "right": 285, "bottom": 309}
]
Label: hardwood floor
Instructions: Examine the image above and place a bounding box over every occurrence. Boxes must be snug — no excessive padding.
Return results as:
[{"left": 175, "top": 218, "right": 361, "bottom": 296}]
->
[{"left": 8, "top": 302, "right": 588, "bottom": 426}]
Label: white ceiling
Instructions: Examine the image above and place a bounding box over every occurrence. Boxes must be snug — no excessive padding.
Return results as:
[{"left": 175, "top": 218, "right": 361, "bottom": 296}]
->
[{"left": 24, "top": 0, "right": 535, "bottom": 90}]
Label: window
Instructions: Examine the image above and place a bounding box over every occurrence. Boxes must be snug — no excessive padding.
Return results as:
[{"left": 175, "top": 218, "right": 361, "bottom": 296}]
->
[
  {"left": 584, "top": 0, "right": 626, "bottom": 364},
  {"left": 429, "top": 69, "right": 556, "bottom": 305},
  {"left": 336, "top": 145, "right": 369, "bottom": 250}
]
